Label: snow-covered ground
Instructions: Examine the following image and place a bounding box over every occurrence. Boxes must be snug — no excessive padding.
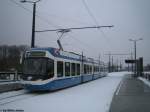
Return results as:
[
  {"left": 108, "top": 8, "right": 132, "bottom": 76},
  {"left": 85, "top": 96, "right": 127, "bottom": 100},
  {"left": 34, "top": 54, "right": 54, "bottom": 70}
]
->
[
  {"left": 0, "top": 89, "right": 27, "bottom": 100},
  {"left": 0, "top": 72, "right": 128, "bottom": 112}
]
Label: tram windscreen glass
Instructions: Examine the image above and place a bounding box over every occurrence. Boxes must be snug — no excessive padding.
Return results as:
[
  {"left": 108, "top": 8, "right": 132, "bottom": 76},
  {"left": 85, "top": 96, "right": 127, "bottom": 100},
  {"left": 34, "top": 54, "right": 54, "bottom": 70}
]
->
[{"left": 23, "top": 58, "right": 47, "bottom": 75}]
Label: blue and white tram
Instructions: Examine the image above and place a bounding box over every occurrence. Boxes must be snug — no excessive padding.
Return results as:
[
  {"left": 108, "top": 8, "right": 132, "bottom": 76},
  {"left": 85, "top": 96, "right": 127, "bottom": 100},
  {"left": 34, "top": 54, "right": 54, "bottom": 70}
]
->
[{"left": 22, "top": 47, "right": 107, "bottom": 91}]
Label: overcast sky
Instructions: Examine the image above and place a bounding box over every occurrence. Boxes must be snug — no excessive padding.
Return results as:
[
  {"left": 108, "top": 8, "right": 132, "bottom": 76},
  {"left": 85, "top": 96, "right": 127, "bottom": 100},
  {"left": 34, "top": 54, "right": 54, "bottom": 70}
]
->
[{"left": 0, "top": 0, "right": 150, "bottom": 65}]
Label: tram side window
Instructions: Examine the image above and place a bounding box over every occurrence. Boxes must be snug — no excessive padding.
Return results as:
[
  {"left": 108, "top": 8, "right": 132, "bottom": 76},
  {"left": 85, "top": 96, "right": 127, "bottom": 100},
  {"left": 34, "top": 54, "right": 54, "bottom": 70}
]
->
[
  {"left": 96, "top": 66, "right": 98, "bottom": 72},
  {"left": 94, "top": 66, "right": 96, "bottom": 73},
  {"left": 98, "top": 67, "right": 100, "bottom": 72},
  {"left": 100, "top": 66, "right": 102, "bottom": 72},
  {"left": 77, "top": 64, "right": 80, "bottom": 75},
  {"left": 84, "top": 64, "right": 87, "bottom": 74},
  {"left": 89, "top": 66, "right": 92, "bottom": 74},
  {"left": 57, "top": 61, "right": 63, "bottom": 77},
  {"left": 47, "top": 59, "right": 54, "bottom": 78},
  {"left": 71, "top": 63, "right": 76, "bottom": 76},
  {"left": 96, "top": 66, "right": 97, "bottom": 72},
  {"left": 87, "top": 65, "right": 89, "bottom": 74},
  {"left": 65, "top": 62, "right": 70, "bottom": 76},
  {"left": 97, "top": 66, "right": 99, "bottom": 72}
]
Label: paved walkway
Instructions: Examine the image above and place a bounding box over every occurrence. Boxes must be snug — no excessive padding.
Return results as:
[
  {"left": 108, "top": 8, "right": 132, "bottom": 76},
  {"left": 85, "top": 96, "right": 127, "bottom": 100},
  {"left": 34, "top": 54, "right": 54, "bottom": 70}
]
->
[{"left": 109, "top": 74, "right": 150, "bottom": 112}]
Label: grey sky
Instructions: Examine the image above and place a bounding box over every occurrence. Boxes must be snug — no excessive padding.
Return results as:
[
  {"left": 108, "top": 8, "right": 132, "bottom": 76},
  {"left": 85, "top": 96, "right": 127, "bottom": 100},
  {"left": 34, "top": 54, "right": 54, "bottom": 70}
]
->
[{"left": 0, "top": 0, "right": 150, "bottom": 65}]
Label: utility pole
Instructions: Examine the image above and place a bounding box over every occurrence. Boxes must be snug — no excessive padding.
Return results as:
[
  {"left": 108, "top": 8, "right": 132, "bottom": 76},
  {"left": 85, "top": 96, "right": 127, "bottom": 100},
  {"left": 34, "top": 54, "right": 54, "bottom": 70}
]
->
[
  {"left": 105, "top": 53, "right": 131, "bottom": 73},
  {"left": 99, "top": 54, "right": 101, "bottom": 72},
  {"left": 131, "top": 52, "right": 133, "bottom": 72},
  {"left": 116, "top": 59, "right": 118, "bottom": 72},
  {"left": 81, "top": 52, "right": 84, "bottom": 74},
  {"left": 129, "top": 38, "right": 143, "bottom": 77},
  {"left": 112, "top": 56, "right": 113, "bottom": 72},
  {"left": 120, "top": 61, "right": 122, "bottom": 71},
  {"left": 127, "top": 58, "right": 129, "bottom": 72},
  {"left": 32, "top": 2, "right": 36, "bottom": 48},
  {"left": 107, "top": 52, "right": 111, "bottom": 73},
  {"left": 20, "top": 0, "right": 41, "bottom": 48}
]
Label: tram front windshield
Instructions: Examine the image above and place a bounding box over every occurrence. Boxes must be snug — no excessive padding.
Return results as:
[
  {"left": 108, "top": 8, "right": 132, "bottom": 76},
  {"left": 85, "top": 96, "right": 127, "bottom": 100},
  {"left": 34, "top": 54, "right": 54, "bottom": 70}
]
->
[{"left": 23, "top": 58, "right": 47, "bottom": 75}]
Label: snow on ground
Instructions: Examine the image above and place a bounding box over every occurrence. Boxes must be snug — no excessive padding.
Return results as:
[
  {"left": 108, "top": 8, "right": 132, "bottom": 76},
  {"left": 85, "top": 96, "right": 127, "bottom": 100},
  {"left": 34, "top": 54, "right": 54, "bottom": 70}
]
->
[
  {"left": 0, "top": 89, "right": 27, "bottom": 100},
  {"left": 138, "top": 77, "right": 150, "bottom": 87},
  {"left": 0, "top": 72, "right": 128, "bottom": 112}
]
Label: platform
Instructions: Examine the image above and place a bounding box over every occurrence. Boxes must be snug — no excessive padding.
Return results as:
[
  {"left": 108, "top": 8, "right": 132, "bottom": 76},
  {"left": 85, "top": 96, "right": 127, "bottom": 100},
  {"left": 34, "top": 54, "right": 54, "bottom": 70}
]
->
[{"left": 109, "top": 74, "right": 150, "bottom": 112}]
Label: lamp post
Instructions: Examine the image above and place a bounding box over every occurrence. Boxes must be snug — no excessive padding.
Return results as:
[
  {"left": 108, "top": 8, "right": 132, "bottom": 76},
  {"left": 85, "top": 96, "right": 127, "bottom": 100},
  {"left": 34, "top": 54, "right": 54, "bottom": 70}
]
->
[
  {"left": 20, "top": 0, "right": 41, "bottom": 48},
  {"left": 129, "top": 38, "right": 143, "bottom": 76}
]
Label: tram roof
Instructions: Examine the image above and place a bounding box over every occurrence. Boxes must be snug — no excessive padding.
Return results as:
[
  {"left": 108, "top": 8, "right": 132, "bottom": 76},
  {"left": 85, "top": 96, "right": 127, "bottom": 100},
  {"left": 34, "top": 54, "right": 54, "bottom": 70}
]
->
[{"left": 30, "top": 47, "right": 99, "bottom": 64}]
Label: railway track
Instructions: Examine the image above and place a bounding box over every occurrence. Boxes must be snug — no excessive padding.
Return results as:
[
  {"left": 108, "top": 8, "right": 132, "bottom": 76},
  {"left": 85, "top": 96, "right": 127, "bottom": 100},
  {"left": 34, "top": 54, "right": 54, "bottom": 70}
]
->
[{"left": 0, "top": 90, "right": 39, "bottom": 106}]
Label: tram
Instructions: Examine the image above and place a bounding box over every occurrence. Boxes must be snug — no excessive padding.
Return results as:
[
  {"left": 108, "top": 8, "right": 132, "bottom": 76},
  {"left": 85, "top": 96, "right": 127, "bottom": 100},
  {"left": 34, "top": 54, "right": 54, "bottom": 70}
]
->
[{"left": 21, "top": 47, "right": 107, "bottom": 91}]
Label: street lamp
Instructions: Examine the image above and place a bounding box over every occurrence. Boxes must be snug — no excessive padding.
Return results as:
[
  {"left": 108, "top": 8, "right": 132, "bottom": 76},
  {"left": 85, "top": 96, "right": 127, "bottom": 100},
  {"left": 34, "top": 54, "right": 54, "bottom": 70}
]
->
[
  {"left": 129, "top": 38, "right": 143, "bottom": 76},
  {"left": 20, "top": 0, "right": 41, "bottom": 48}
]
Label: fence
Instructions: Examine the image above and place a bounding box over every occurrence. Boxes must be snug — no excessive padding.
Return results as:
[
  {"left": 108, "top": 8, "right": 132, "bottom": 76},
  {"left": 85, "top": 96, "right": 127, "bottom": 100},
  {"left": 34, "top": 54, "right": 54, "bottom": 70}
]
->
[
  {"left": 143, "top": 72, "right": 150, "bottom": 81},
  {"left": 0, "top": 72, "right": 22, "bottom": 82}
]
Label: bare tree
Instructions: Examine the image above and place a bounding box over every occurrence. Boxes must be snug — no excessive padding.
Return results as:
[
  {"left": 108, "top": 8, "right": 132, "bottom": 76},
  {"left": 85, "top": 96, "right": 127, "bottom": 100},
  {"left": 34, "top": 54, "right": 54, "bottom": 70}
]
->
[{"left": 0, "top": 45, "right": 29, "bottom": 72}]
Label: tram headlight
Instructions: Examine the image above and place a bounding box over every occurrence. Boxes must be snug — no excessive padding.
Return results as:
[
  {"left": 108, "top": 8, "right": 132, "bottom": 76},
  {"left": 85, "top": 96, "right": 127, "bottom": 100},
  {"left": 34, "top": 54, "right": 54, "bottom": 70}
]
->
[{"left": 27, "top": 76, "right": 32, "bottom": 81}]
